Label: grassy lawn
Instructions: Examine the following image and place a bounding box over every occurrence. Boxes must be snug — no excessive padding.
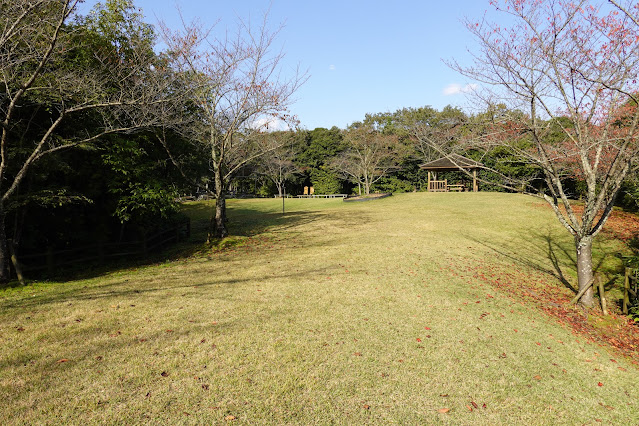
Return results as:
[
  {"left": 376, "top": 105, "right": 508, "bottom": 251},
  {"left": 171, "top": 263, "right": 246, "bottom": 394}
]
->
[{"left": 1, "top": 192, "right": 637, "bottom": 424}]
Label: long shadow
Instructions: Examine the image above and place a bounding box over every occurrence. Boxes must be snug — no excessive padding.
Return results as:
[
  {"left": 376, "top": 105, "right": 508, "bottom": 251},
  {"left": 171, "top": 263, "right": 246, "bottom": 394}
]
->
[
  {"left": 0, "top": 263, "right": 340, "bottom": 311},
  {"left": 2, "top": 203, "right": 326, "bottom": 286},
  {"left": 467, "top": 227, "right": 619, "bottom": 295}
]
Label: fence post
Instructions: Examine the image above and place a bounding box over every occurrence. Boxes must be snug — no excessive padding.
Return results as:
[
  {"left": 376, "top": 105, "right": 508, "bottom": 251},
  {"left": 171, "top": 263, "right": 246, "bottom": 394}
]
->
[
  {"left": 624, "top": 268, "right": 630, "bottom": 315},
  {"left": 8, "top": 240, "right": 24, "bottom": 286},
  {"left": 597, "top": 277, "right": 607, "bottom": 315}
]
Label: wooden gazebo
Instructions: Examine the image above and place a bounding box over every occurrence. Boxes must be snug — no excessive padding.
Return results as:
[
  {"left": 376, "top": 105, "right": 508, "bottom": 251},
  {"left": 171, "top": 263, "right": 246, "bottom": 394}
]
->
[{"left": 419, "top": 154, "right": 482, "bottom": 192}]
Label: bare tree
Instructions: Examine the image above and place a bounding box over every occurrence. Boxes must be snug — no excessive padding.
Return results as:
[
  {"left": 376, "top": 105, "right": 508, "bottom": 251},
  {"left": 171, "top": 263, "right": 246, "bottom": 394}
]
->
[
  {"left": 256, "top": 131, "right": 302, "bottom": 197},
  {"left": 0, "top": 0, "right": 176, "bottom": 282},
  {"left": 161, "top": 13, "right": 306, "bottom": 240},
  {"left": 331, "top": 126, "right": 402, "bottom": 196},
  {"left": 439, "top": 0, "right": 639, "bottom": 306}
]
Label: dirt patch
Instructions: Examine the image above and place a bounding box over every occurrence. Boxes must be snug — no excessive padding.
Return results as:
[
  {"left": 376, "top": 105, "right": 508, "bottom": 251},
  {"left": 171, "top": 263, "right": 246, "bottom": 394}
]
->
[{"left": 343, "top": 193, "right": 393, "bottom": 202}]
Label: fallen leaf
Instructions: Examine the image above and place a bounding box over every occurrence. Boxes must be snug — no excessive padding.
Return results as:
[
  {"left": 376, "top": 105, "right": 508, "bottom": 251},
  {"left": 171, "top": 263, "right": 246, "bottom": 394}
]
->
[
  {"left": 598, "top": 382, "right": 603, "bottom": 387},
  {"left": 471, "top": 401, "right": 479, "bottom": 409},
  {"left": 225, "top": 415, "right": 236, "bottom": 421},
  {"left": 533, "top": 375, "right": 542, "bottom": 380},
  {"left": 161, "top": 371, "right": 169, "bottom": 377},
  {"left": 363, "top": 404, "right": 370, "bottom": 410},
  {"left": 416, "top": 338, "right": 422, "bottom": 342},
  {"left": 438, "top": 408, "right": 450, "bottom": 414},
  {"left": 353, "top": 352, "right": 362, "bottom": 357},
  {"left": 56, "top": 359, "right": 69, "bottom": 363}
]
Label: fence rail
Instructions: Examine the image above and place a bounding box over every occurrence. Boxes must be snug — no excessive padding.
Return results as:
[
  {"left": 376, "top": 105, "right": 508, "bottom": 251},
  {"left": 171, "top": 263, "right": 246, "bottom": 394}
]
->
[{"left": 13, "top": 219, "right": 190, "bottom": 277}]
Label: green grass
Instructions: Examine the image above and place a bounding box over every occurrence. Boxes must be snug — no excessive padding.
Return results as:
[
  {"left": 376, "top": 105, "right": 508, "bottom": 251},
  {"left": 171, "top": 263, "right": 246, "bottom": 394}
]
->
[{"left": 1, "top": 192, "right": 637, "bottom": 424}]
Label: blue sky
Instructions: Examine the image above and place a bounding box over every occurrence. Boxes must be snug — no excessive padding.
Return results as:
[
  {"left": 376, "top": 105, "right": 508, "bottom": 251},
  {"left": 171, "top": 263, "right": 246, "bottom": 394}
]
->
[{"left": 94, "top": 1, "right": 492, "bottom": 129}]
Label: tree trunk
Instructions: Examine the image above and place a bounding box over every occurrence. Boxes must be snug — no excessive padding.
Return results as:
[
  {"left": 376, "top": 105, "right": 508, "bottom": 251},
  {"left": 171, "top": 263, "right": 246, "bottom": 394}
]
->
[
  {"left": 575, "top": 236, "right": 595, "bottom": 307},
  {"left": 208, "top": 167, "right": 228, "bottom": 241},
  {"left": 213, "top": 193, "right": 227, "bottom": 238},
  {"left": 0, "top": 206, "right": 9, "bottom": 283}
]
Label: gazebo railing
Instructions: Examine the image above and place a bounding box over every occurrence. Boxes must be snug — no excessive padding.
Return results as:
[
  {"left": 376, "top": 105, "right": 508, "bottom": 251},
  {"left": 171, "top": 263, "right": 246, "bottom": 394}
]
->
[{"left": 429, "top": 180, "right": 447, "bottom": 192}]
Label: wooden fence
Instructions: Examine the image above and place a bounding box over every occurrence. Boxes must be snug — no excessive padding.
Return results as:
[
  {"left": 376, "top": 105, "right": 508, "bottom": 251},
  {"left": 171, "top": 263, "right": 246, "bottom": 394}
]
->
[
  {"left": 623, "top": 267, "right": 638, "bottom": 315},
  {"left": 13, "top": 219, "right": 190, "bottom": 277}
]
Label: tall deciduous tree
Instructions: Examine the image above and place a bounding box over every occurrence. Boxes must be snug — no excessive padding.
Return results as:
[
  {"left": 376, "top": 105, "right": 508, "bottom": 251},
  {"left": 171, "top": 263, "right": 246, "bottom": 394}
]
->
[
  {"left": 161, "top": 14, "right": 305, "bottom": 240},
  {"left": 445, "top": 0, "right": 639, "bottom": 306},
  {"left": 331, "top": 125, "right": 402, "bottom": 196},
  {"left": 0, "top": 0, "right": 175, "bottom": 282}
]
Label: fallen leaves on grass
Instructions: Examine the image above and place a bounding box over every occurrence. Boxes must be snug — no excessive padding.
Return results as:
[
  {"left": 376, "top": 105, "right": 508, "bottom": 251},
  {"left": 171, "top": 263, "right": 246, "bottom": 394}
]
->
[
  {"left": 444, "top": 259, "right": 639, "bottom": 363},
  {"left": 438, "top": 408, "right": 450, "bottom": 414}
]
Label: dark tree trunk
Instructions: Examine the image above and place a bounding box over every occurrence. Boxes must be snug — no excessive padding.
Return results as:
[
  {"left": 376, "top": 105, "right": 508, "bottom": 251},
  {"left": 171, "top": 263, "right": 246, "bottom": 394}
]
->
[
  {"left": 213, "top": 192, "right": 227, "bottom": 238},
  {"left": 0, "top": 206, "right": 9, "bottom": 283},
  {"left": 208, "top": 167, "right": 228, "bottom": 241},
  {"left": 575, "top": 236, "right": 595, "bottom": 307}
]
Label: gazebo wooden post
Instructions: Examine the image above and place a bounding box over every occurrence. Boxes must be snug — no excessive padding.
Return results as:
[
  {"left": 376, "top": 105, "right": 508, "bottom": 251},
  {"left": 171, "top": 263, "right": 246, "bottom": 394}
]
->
[
  {"left": 473, "top": 169, "right": 478, "bottom": 192},
  {"left": 427, "top": 171, "right": 431, "bottom": 192}
]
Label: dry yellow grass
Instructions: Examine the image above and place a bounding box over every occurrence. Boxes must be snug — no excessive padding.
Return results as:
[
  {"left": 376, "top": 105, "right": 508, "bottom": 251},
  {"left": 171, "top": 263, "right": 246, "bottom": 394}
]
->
[{"left": 0, "top": 192, "right": 637, "bottom": 424}]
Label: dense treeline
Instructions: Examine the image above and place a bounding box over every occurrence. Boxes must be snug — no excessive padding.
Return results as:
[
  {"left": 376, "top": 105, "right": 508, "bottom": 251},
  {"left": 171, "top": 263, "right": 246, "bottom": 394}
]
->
[{"left": 238, "top": 108, "right": 638, "bottom": 213}]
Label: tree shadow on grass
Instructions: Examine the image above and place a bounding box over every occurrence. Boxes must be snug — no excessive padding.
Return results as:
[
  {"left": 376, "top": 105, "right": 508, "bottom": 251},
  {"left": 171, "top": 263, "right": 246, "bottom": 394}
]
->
[
  {"left": 2, "top": 205, "right": 326, "bottom": 287},
  {"left": 0, "top": 260, "right": 340, "bottom": 311},
  {"left": 467, "top": 227, "right": 621, "bottom": 295}
]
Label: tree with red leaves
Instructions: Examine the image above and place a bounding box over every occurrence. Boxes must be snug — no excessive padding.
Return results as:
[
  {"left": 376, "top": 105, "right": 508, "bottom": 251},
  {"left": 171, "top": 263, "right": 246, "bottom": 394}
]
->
[{"left": 445, "top": 0, "right": 639, "bottom": 307}]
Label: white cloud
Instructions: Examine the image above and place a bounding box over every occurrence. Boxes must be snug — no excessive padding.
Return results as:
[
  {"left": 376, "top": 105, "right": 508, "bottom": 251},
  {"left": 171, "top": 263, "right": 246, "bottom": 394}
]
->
[
  {"left": 443, "top": 83, "right": 478, "bottom": 96},
  {"left": 329, "top": 64, "right": 336, "bottom": 71},
  {"left": 250, "top": 116, "right": 290, "bottom": 132}
]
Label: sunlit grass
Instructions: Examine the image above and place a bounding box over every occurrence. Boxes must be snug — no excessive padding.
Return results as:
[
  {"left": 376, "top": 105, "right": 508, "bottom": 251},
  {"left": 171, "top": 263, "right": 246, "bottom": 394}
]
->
[{"left": 0, "top": 192, "right": 636, "bottom": 424}]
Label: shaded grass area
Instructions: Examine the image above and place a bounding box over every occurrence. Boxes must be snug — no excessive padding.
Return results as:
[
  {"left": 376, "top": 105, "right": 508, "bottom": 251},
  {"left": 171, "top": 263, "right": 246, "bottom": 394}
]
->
[{"left": 0, "top": 193, "right": 638, "bottom": 424}]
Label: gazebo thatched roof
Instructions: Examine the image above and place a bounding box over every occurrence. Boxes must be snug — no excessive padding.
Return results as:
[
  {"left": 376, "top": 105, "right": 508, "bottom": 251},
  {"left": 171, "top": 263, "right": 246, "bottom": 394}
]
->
[{"left": 419, "top": 154, "right": 483, "bottom": 171}]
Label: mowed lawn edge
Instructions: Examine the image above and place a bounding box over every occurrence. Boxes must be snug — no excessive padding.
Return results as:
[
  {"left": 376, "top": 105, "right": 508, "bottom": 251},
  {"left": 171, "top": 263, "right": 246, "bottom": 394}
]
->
[{"left": 0, "top": 192, "right": 637, "bottom": 425}]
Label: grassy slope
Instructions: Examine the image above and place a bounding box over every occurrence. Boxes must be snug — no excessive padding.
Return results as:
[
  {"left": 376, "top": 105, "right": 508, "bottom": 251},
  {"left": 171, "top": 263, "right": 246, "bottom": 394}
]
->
[{"left": 0, "top": 192, "right": 637, "bottom": 424}]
